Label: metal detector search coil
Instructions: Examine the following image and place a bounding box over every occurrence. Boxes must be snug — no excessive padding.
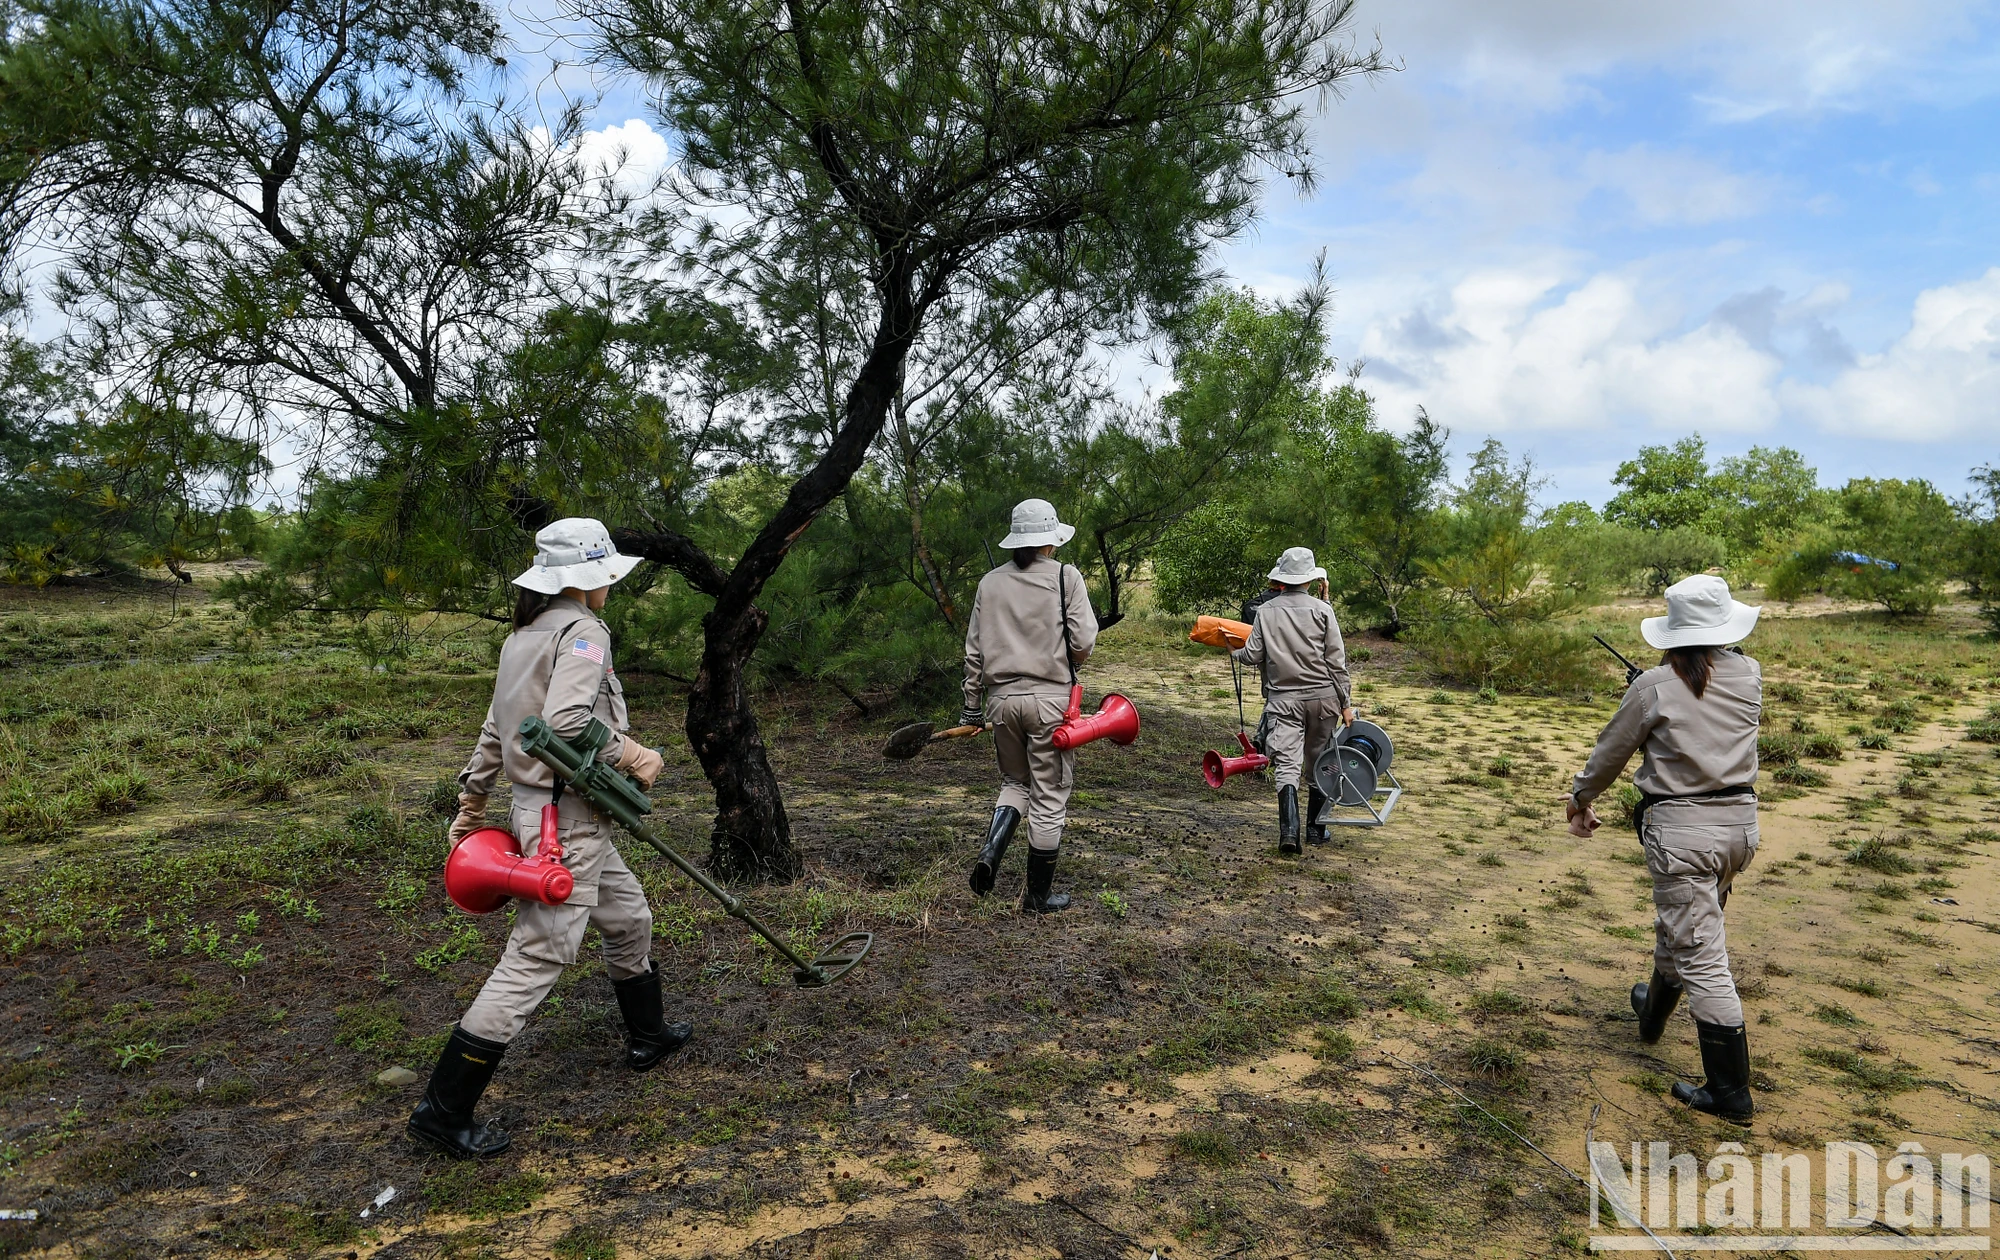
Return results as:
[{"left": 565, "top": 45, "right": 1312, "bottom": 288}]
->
[
  {"left": 1310, "top": 719, "right": 1402, "bottom": 827},
  {"left": 516, "top": 716, "right": 873, "bottom": 988}
]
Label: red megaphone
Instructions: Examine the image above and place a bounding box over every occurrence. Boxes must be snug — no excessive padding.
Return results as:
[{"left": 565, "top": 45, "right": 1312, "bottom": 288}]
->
[
  {"left": 1051, "top": 684, "right": 1140, "bottom": 751},
  {"left": 1202, "top": 731, "right": 1270, "bottom": 787},
  {"left": 445, "top": 804, "right": 575, "bottom": 914}
]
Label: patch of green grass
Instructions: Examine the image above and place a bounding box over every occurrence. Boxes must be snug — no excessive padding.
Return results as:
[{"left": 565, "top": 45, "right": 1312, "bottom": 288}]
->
[
  {"left": 1465, "top": 1038, "right": 1524, "bottom": 1076},
  {"left": 334, "top": 1002, "right": 406, "bottom": 1055},
  {"left": 1802, "top": 1047, "right": 1920, "bottom": 1094},
  {"left": 1845, "top": 837, "right": 1918, "bottom": 875},
  {"left": 1622, "top": 1072, "right": 1670, "bottom": 1096},
  {"left": 1313, "top": 1027, "right": 1355, "bottom": 1061},
  {"left": 552, "top": 1225, "right": 617, "bottom": 1260},
  {"left": 1415, "top": 950, "right": 1477, "bottom": 978},
  {"left": 421, "top": 1164, "right": 550, "bottom": 1218},
  {"left": 1857, "top": 732, "right": 1894, "bottom": 750},
  {"left": 1834, "top": 976, "right": 1888, "bottom": 998},
  {"left": 1468, "top": 989, "right": 1530, "bottom": 1015},
  {"left": 1601, "top": 924, "right": 1646, "bottom": 941},
  {"left": 1873, "top": 701, "right": 1923, "bottom": 734},
  {"left": 1774, "top": 764, "right": 1829, "bottom": 787},
  {"left": 1169, "top": 1126, "right": 1241, "bottom": 1167},
  {"left": 1300, "top": 973, "right": 1362, "bottom": 1020},
  {"left": 1388, "top": 982, "right": 1450, "bottom": 1021},
  {"left": 1812, "top": 1003, "right": 1861, "bottom": 1027}
]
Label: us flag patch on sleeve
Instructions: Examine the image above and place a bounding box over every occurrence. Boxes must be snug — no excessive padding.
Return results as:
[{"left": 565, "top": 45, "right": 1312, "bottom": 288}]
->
[{"left": 572, "top": 639, "right": 606, "bottom": 665}]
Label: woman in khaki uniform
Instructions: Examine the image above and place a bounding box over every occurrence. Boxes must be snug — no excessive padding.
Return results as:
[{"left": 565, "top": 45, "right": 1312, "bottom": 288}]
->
[
  {"left": 1232, "top": 548, "right": 1353, "bottom": 853},
  {"left": 1566, "top": 575, "right": 1762, "bottom": 1125},
  {"left": 408, "top": 518, "right": 686, "bottom": 1160},
  {"left": 963, "top": 499, "right": 1098, "bottom": 913}
]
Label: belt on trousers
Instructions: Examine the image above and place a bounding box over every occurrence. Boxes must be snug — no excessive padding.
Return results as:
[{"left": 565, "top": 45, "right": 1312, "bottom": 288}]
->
[{"left": 1634, "top": 786, "right": 1756, "bottom": 835}]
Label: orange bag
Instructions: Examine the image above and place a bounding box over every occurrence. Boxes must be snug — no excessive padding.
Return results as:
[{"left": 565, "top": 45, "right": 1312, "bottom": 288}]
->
[{"left": 1189, "top": 616, "right": 1253, "bottom": 650}]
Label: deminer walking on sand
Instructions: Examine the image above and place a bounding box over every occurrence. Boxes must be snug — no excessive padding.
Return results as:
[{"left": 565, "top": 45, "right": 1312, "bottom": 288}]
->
[
  {"left": 1230, "top": 547, "right": 1354, "bottom": 854},
  {"left": 410, "top": 518, "right": 687, "bottom": 1160}
]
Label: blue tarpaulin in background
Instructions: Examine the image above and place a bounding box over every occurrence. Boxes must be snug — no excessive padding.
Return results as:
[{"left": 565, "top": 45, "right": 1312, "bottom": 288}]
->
[{"left": 1832, "top": 551, "right": 1900, "bottom": 572}]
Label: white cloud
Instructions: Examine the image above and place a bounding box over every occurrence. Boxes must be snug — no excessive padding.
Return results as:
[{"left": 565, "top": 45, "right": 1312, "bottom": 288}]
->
[
  {"left": 1351, "top": 265, "right": 2000, "bottom": 450},
  {"left": 1356, "top": 267, "right": 1785, "bottom": 435},
  {"left": 576, "top": 118, "right": 671, "bottom": 198},
  {"left": 1359, "top": 0, "right": 1997, "bottom": 117},
  {"left": 1784, "top": 268, "right": 2000, "bottom": 440},
  {"left": 1581, "top": 145, "right": 1775, "bottom": 225}
]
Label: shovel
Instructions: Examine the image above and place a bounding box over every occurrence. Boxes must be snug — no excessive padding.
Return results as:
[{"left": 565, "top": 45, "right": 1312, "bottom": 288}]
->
[{"left": 881, "top": 721, "right": 988, "bottom": 760}]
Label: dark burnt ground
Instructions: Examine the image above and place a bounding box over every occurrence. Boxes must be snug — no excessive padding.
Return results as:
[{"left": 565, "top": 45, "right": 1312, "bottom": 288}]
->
[{"left": 2, "top": 591, "right": 1628, "bottom": 1259}]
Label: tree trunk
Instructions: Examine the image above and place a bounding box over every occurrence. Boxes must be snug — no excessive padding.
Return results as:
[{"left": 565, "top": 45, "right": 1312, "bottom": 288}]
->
[
  {"left": 684, "top": 600, "right": 802, "bottom": 882},
  {"left": 615, "top": 258, "right": 927, "bottom": 882},
  {"left": 893, "top": 389, "right": 955, "bottom": 627}
]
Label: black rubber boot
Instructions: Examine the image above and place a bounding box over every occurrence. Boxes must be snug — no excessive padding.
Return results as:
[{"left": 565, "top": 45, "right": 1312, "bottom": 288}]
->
[
  {"left": 1671, "top": 1020, "right": 1754, "bottom": 1126},
  {"left": 611, "top": 966, "right": 693, "bottom": 1072},
  {"left": 969, "top": 806, "right": 1021, "bottom": 897},
  {"left": 1630, "top": 968, "right": 1683, "bottom": 1044},
  {"left": 1021, "top": 847, "right": 1071, "bottom": 914},
  {"left": 408, "top": 1025, "right": 512, "bottom": 1160},
  {"left": 1305, "top": 784, "right": 1330, "bottom": 846},
  {"left": 1278, "top": 785, "right": 1302, "bottom": 855}
]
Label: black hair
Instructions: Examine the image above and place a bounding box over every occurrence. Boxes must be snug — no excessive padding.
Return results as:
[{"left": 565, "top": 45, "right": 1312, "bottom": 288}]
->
[
  {"left": 1664, "top": 645, "right": 1719, "bottom": 699},
  {"left": 513, "top": 586, "right": 557, "bottom": 630},
  {"left": 1012, "top": 546, "right": 1042, "bottom": 570}
]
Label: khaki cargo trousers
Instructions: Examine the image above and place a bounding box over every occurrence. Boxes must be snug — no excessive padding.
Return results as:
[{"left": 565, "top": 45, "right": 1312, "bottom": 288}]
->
[
  {"left": 1261, "top": 688, "right": 1343, "bottom": 793},
  {"left": 460, "top": 803, "right": 655, "bottom": 1045},
  {"left": 991, "top": 692, "right": 1076, "bottom": 854},
  {"left": 1641, "top": 797, "right": 1758, "bottom": 1027}
]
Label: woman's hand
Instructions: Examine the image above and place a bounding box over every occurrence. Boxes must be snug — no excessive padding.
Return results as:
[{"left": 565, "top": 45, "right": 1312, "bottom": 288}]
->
[
  {"left": 1341, "top": 707, "right": 1357, "bottom": 726},
  {"left": 1563, "top": 793, "right": 1600, "bottom": 839},
  {"left": 449, "top": 793, "right": 487, "bottom": 848}
]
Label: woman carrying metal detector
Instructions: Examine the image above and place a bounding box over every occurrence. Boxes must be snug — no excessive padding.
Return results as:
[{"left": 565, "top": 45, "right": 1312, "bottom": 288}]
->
[
  {"left": 962, "top": 499, "right": 1102, "bottom": 912},
  {"left": 411, "top": 518, "right": 683, "bottom": 1161},
  {"left": 1230, "top": 548, "right": 1354, "bottom": 854},
  {"left": 1564, "top": 575, "right": 1763, "bottom": 1126}
]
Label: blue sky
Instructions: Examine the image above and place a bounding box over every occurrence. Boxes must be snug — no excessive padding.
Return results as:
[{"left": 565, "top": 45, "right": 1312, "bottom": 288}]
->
[{"left": 511, "top": 0, "right": 2000, "bottom": 507}]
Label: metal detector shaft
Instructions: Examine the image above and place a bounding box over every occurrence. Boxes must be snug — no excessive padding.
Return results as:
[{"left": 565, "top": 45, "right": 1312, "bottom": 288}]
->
[
  {"left": 1592, "top": 634, "right": 1643, "bottom": 686},
  {"left": 516, "top": 716, "right": 867, "bottom": 986}
]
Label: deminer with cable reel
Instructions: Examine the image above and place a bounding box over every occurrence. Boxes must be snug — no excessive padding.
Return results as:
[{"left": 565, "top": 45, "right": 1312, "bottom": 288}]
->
[
  {"left": 961, "top": 499, "right": 1136, "bottom": 913},
  {"left": 1564, "top": 575, "right": 1764, "bottom": 1127},
  {"left": 411, "top": 518, "right": 686, "bottom": 1160},
  {"left": 1229, "top": 547, "right": 1355, "bottom": 854}
]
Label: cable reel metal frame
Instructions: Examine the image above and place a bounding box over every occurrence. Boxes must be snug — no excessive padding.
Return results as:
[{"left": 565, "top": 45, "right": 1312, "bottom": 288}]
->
[{"left": 1310, "top": 719, "right": 1403, "bottom": 827}]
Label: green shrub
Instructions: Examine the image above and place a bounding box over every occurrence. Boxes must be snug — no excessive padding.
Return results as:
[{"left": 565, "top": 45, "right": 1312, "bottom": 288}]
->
[{"left": 1409, "top": 620, "right": 1605, "bottom": 695}]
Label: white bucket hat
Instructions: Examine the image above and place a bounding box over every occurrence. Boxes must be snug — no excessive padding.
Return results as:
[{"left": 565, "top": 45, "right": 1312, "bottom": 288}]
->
[
  {"left": 1268, "top": 546, "right": 1327, "bottom": 585},
  {"left": 998, "top": 498, "right": 1075, "bottom": 549},
  {"left": 1641, "top": 574, "right": 1761, "bottom": 649},
  {"left": 511, "top": 517, "right": 640, "bottom": 595}
]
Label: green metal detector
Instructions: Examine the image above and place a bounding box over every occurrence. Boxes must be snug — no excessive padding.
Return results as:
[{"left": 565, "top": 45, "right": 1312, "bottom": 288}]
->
[{"left": 516, "top": 716, "right": 873, "bottom": 988}]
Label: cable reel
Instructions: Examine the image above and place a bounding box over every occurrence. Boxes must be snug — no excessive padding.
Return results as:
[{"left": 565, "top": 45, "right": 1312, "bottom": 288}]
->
[{"left": 1311, "top": 719, "right": 1403, "bottom": 823}]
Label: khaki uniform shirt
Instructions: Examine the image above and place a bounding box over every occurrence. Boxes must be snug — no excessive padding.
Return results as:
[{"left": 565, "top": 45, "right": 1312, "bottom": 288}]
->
[
  {"left": 963, "top": 558, "right": 1097, "bottom": 707},
  {"left": 1231, "top": 591, "right": 1350, "bottom": 707},
  {"left": 1571, "top": 652, "right": 1761, "bottom": 808},
  {"left": 459, "top": 597, "right": 631, "bottom": 817}
]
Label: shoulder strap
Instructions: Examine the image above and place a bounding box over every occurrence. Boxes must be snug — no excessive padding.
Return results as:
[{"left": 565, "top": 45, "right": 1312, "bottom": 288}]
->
[{"left": 1057, "top": 563, "right": 1077, "bottom": 685}]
